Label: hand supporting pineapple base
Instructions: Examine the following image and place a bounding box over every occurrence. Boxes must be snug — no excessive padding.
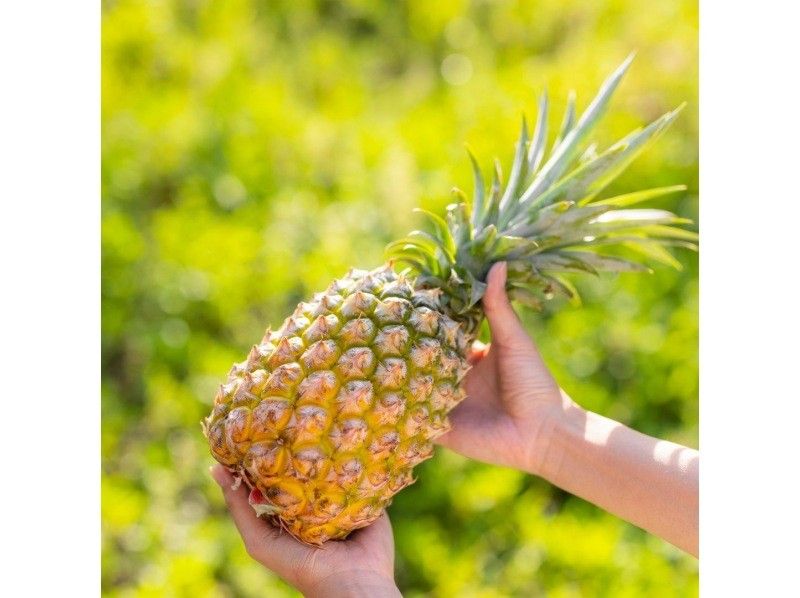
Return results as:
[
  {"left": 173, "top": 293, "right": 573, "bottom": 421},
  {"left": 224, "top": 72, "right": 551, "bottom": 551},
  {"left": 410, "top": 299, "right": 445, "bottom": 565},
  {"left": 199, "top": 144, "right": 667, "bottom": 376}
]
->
[{"left": 203, "top": 56, "right": 698, "bottom": 545}]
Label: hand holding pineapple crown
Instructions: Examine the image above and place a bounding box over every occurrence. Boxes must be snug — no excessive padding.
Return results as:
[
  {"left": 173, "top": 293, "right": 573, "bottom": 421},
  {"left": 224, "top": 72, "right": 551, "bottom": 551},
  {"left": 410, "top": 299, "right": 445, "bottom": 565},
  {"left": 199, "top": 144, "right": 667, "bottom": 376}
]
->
[{"left": 204, "top": 56, "right": 696, "bottom": 546}]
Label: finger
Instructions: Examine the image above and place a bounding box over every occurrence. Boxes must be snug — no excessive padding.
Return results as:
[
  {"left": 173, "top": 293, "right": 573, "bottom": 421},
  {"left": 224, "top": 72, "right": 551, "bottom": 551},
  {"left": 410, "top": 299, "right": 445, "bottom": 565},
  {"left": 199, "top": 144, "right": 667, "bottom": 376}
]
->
[
  {"left": 210, "top": 465, "right": 310, "bottom": 575},
  {"left": 482, "top": 264, "right": 552, "bottom": 376},
  {"left": 467, "top": 341, "right": 489, "bottom": 365},
  {"left": 433, "top": 400, "right": 483, "bottom": 450},
  {"left": 349, "top": 510, "right": 394, "bottom": 556},
  {"left": 481, "top": 262, "right": 530, "bottom": 349}
]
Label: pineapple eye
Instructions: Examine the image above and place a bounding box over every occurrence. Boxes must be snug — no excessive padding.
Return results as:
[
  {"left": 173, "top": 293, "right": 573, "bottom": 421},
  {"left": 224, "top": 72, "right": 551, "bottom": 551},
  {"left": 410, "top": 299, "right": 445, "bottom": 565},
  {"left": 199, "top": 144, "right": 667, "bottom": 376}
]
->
[
  {"left": 296, "top": 370, "right": 339, "bottom": 405},
  {"left": 373, "top": 325, "right": 410, "bottom": 357},
  {"left": 373, "top": 297, "right": 411, "bottom": 324},
  {"left": 335, "top": 380, "right": 374, "bottom": 417},
  {"left": 408, "top": 307, "right": 440, "bottom": 336},
  {"left": 337, "top": 317, "right": 377, "bottom": 348},
  {"left": 339, "top": 291, "right": 378, "bottom": 318},
  {"left": 303, "top": 314, "right": 341, "bottom": 343},
  {"left": 336, "top": 347, "right": 377, "bottom": 381}
]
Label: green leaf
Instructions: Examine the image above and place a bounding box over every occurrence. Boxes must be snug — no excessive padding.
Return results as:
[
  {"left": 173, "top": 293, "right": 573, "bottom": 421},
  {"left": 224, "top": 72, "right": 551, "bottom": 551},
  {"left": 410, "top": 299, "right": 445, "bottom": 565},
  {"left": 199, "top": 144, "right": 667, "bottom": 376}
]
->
[
  {"left": 413, "top": 208, "right": 456, "bottom": 256},
  {"left": 516, "top": 205, "right": 613, "bottom": 248},
  {"left": 391, "top": 257, "right": 426, "bottom": 273},
  {"left": 525, "top": 106, "right": 684, "bottom": 210},
  {"left": 533, "top": 216, "right": 694, "bottom": 253},
  {"left": 508, "top": 286, "right": 544, "bottom": 310},
  {"left": 498, "top": 117, "right": 530, "bottom": 227},
  {"left": 573, "top": 106, "right": 684, "bottom": 204},
  {"left": 620, "top": 240, "right": 683, "bottom": 270},
  {"left": 506, "top": 260, "right": 536, "bottom": 286},
  {"left": 578, "top": 142, "right": 599, "bottom": 165},
  {"left": 491, "top": 235, "right": 540, "bottom": 260},
  {"left": 528, "top": 252, "right": 599, "bottom": 275},
  {"left": 518, "top": 55, "right": 635, "bottom": 210},
  {"left": 466, "top": 147, "right": 486, "bottom": 231},
  {"left": 543, "top": 204, "right": 612, "bottom": 235},
  {"left": 393, "top": 231, "right": 457, "bottom": 277},
  {"left": 388, "top": 234, "right": 436, "bottom": 255},
  {"left": 567, "top": 236, "right": 697, "bottom": 252},
  {"left": 528, "top": 92, "right": 549, "bottom": 174},
  {"left": 447, "top": 201, "right": 472, "bottom": 247},
  {"left": 636, "top": 224, "right": 699, "bottom": 242},
  {"left": 471, "top": 224, "right": 499, "bottom": 256},
  {"left": 556, "top": 250, "right": 651, "bottom": 272},
  {"left": 408, "top": 230, "right": 455, "bottom": 262},
  {"left": 385, "top": 240, "right": 440, "bottom": 273},
  {"left": 590, "top": 185, "right": 687, "bottom": 207},
  {"left": 554, "top": 90, "right": 576, "bottom": 147},
  {"left": 591, "top": 208, "right": 690, "bottom": 227},
  {"left": 386, "top": 247, "right": 432, "bottom": 274},
  {"left": 465, "top": 271, "right": 488, "bottom": 308},
  {"left": 547, "top": 274, "right": 582, "bottom": 306},
  {"left": 506, "top": 200, "right": 573, "bottom": 236},
  {"left": 482, "top": 158, "right": 503, "bottom": 226}
]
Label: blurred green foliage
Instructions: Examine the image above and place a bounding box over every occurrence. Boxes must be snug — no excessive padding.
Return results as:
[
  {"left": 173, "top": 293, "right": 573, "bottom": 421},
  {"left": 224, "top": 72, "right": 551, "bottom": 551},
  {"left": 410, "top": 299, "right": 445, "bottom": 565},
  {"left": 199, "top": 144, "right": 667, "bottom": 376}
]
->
[{"left": 102, "top": 0, "right": 698, "bottom": 595}]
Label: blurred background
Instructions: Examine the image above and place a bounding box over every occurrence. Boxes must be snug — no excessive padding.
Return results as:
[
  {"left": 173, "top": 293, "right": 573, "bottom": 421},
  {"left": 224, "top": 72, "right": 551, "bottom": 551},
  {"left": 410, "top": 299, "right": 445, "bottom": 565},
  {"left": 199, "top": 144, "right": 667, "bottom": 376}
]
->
[{"left": 102, "top": 0, "right": 698, "bottom": 595}]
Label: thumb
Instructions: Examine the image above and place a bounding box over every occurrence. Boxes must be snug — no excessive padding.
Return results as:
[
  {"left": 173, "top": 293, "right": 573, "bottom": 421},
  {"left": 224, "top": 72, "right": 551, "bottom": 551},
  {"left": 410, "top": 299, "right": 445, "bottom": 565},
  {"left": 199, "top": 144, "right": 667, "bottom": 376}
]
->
[
  {"left": 481, "top": 262, "right": 529, "bottom": 349},
  {"left": 210, "top": 465, "right": 310, "bottom": 578}
]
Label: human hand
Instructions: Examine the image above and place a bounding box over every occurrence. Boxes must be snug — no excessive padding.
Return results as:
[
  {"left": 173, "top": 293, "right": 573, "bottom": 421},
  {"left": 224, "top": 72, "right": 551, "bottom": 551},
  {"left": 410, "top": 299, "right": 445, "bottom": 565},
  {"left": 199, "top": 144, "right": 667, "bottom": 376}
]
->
[
  {"left": 436, "top": 261, "right": 575, "bottom": 476},
  {"left": 210, "top": 465, "right": 400, "bottom": 598},
  {"left": 436, "top": 262, "right": 699, "bottom": 555}
]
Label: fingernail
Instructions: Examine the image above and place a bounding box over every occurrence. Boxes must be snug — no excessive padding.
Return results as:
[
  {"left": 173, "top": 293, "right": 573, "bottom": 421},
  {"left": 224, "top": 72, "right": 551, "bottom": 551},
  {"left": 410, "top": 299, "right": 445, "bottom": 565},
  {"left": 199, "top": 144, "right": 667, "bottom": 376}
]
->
[{"left": 491, "top": 261, "right": 506, "bottom": 283}]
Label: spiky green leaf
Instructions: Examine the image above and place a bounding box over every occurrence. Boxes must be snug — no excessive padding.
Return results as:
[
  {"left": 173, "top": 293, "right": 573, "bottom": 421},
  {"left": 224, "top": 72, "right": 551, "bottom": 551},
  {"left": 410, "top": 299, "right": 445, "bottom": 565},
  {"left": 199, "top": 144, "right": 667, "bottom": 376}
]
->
[
  {"left": 556, "top": 250, "right": 652, "bottom": 272},
  {"left": 554, "top": 91, "right": 576, "bottom": 147},
  {"left": 620, "top": 240, "right": 683, "bottom": 270},
  {"left": 471, "top": 224, "right": 499, "bottom": 255},
  {"left": 413, "top": 208, "right": 456, "bottom": 256},
  {"left": 491, "top": 235, "right": 540, "bottom": 260},
  {"left": 466, "top": 148, "right": 486, "bottom": 230},
  {"left": 546, "top": 274, "right": 582, "bottom": 306},
  {"left": 517, "top": 54, "right": 634, "bottom": 210},
  {"left": 508, "top": 286, "right": 544, "bottom": 310},
  {"left": 529, "top": 252, "right": 599, "bottom": 275},
  {"left": 446, "top": 202, "right": 472, "bottom": 247},
  {"left": 523, "top": 106, "right": 683, "bottom": 212},
  {"left": 590, "top": 185, "right": 687, "bottom": 208},
  {"left": 498, "top": 118, "right": 530, "bottom": 226},
  {"left": 528, "top": 92, "right": 549, "bottom": 174},
  {"left": 465, "top": 271, "right": 488, "bottom": 309},
  {"left": 408, "top": 230, "right": 455, "bottom": 263}
]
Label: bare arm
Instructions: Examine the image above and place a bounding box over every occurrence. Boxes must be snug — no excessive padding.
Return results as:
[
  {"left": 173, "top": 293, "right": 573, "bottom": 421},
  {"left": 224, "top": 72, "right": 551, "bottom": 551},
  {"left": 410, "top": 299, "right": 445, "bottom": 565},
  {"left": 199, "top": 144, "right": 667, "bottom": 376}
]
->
[
  {"left": 437, "top": 262, "right": 699, "bottom": 556},
  {"left": 536, "top": 397, "right": 698, "bottom": 555}
]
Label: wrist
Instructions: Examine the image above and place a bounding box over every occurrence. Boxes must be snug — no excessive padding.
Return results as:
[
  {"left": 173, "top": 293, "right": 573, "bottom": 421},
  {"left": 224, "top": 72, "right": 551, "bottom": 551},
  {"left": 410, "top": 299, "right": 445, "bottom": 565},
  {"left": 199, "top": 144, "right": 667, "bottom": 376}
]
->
[
  {"left": 303, "top": 571, "right": 400, "bottom": 598},
  {"left": 525, "top": 390, "right": 586, "bottom": 478}
]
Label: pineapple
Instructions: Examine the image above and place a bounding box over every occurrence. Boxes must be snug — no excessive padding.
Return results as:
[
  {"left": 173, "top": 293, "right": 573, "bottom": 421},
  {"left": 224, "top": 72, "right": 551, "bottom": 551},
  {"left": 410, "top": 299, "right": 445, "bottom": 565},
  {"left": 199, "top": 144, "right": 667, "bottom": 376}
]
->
[{"left": 203, "top": 57, "right": 697, "bottom": 545}]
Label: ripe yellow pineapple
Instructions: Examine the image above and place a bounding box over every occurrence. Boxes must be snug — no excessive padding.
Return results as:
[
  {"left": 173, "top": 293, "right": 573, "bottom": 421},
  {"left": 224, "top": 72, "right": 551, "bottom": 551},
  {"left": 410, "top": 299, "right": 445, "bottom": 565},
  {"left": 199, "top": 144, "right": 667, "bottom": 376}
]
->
[{"left": 203, "top": 57, "right": 697, "bottom": 544}]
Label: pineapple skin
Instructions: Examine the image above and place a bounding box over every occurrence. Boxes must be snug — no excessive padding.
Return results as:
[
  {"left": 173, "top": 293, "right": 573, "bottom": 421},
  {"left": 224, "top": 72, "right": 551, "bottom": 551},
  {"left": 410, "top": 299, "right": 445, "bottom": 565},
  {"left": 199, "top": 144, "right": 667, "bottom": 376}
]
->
[{"left": 203, "top": 265, "right": 472, "bottom": 544}]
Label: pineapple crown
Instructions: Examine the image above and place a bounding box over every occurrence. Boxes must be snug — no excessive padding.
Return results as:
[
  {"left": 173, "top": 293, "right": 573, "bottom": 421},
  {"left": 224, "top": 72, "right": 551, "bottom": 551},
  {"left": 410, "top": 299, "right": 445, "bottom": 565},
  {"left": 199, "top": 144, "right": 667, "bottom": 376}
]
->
[{"left": 387, "top": 55, "right": 697, "bottom": 324}]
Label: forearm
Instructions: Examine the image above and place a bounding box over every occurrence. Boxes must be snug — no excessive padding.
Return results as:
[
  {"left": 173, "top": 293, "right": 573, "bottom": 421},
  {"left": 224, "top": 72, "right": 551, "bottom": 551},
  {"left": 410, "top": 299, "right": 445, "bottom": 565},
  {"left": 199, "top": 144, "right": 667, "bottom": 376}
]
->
[
  {"left": 533, "top": 399, "right": 698, "bottom": 556},
  {"left": 304, "top": 572, "right": 401, "bottom": 598}
]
